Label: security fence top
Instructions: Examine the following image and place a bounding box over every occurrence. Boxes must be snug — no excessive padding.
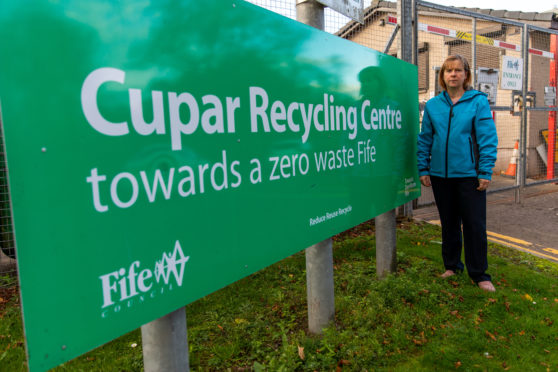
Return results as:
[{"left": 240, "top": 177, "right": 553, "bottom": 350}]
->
[
  {"left": 527, "top": 107, "right": 558, "bottom": 111},
  {"left": 489, "top": 106, "right": 558, "bottom": 111},
  {"left": 524, "top": 24, "right": 558, "bottom": 36},
  {"left": 386, "top": 16, "right": 554, "bottom": 58},
  {"left": 417, "top": 0, "right": 558, "bottom": 35}
]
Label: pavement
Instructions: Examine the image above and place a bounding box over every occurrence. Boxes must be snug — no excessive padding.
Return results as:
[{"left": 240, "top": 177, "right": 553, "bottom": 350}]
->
[{"left": 413, "top": 175, "right": 558, "bottom": 263}]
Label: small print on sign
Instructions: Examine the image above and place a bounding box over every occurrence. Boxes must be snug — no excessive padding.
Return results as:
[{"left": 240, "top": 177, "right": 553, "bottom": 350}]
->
[{"left": 500, "top": 56, "right": 523, "bottom": 90}]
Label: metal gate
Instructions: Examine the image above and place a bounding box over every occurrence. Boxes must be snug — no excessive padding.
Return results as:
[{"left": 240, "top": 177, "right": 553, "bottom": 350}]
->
[{"left": 411, "top": 1, "right": 558, "bottom": 206}]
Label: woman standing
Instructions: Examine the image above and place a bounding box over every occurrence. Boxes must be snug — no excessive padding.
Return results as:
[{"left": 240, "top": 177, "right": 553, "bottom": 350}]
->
[{"left": 417, "top": 55, "right": 498, "bottom": 292}]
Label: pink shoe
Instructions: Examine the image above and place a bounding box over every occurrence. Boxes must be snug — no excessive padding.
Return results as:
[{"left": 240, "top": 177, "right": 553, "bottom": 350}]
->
[
  {"left": 440, "top": 270, "right": 455, "bottom": 278},
  {"left": 478, "top": 281, "right": 496, "bottom": 292}
]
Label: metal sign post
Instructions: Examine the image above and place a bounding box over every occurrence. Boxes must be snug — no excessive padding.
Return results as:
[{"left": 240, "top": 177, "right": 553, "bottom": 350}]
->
[
  {"left": 296, "top": 0, "right": 335, "bottom": 335},
  {"left": 141, "top": 308, "right": 189, "bottom": 372}
]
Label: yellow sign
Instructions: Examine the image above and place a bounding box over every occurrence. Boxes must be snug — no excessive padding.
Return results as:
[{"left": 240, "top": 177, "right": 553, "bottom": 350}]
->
[{"left": 456, "top": 31, "right": 494, "bottom": 46}]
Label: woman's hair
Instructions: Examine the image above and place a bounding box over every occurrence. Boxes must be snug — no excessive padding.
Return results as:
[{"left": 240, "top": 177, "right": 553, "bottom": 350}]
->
[{"left": 438, "top": 54, "right": 472, "bottom": 91}]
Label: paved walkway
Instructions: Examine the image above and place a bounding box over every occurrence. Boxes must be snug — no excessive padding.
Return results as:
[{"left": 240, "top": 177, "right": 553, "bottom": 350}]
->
[{"left": 414, "top": 176, "right": 558, "bottom": 263}]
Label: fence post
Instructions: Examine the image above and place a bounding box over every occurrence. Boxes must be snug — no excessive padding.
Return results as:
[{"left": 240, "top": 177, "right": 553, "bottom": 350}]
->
[
  {"left": 472, "top": 18, "right": 477, "bottom": 87},
  {"left": 397, "top": 0, "right": 413, "bottom": 61},
  {"left": 296, "top": 0, "right": 335, "bottom": 335},
  {"left": 517, "top": 23, "right": 530, "bottom": 203},
  {"left": 411, "top": 0, "right": 418, "bottom": 66},
  {"left": 409, "top": 0, "right": 419, "bottom": 213},
  {"left": 141, "top": 307, "right": 189, "bottom": 372},
  {"left": 549, "top": 34, "right": 557, "bottom": 180},
  {"left": 296, "top": 0, "right": 324, "bottom": 29},
  {"left": 401, "top": 0, "right": 418, "bottom": 218},
  {"left": 377, "top": 0, "right": 413, "bottom": 278}
]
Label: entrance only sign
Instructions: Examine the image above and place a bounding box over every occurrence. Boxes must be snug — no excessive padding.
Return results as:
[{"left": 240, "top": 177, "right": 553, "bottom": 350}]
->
[
  {"left": 0, "top": 0, "right": 419, "bottom": 370},
  {"left": 501, "top": 56, "right": 524, "bottom": 90}
]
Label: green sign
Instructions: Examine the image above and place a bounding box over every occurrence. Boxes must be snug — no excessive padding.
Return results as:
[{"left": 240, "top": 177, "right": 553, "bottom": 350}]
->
[{"left": 0, "top": 0, "right": 419, "bottom": 370}]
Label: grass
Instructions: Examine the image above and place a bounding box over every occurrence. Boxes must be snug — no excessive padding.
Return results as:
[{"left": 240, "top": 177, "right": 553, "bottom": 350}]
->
[{"left": 1, "top": 221, "right": 558, "bottom": 371}]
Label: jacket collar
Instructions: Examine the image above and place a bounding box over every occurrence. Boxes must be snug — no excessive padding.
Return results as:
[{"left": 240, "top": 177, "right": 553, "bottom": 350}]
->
[{"left": 441, "top": 89, "right": 484, "bottom": 106}]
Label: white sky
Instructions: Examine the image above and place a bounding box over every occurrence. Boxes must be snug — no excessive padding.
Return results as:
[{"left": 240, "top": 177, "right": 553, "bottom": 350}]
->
[{"left": 424, "top": 0, "right": 558, "bottom": 13}]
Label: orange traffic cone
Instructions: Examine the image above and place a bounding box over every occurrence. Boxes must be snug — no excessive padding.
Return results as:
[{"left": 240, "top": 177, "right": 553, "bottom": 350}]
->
[{"left": 502, "top": 140, "right": 519, "bottom": 178}]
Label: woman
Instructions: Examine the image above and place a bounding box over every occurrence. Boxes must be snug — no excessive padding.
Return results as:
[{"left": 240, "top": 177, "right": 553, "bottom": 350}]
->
[{"left": 417, "top": 55, "right": 498, "bottom": 292}]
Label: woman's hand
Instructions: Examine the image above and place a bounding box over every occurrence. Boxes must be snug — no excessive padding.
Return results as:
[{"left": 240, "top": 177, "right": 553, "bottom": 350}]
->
[
  {"left": 420, "top": 175, "right": 431, "bottom": 187},
  {"left": 477, "top": 178, "right": 490, "bottom": 191}
]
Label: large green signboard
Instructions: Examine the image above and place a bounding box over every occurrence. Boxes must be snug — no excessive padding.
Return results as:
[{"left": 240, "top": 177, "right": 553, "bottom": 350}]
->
[{"left": 0, "top": 0, "right": 419, "bottom": 370}]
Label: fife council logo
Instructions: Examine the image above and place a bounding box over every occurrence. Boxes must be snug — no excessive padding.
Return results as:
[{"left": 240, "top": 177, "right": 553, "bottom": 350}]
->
[
  {"left": 154, "top": 241, "right": 190, "bottom": 286},
  {"left": 99, "top": 240, "right": 190, "bottom": 318}
]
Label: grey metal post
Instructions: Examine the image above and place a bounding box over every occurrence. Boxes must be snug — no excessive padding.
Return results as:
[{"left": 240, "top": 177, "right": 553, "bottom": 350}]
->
[
  {"left": 472, "top": 18, "right": 477, "bottom": 87},
  {"left": 384, "top": 24, "right": 401, "bottom": 54},
  {"left": 377, "top": 0, "right": 413, "bottom": 277},
  {"left": 408, "top": 0, "right": 419, "bottom": 215},
  {"left": 376, "top": 209, "right": 397, "bottom": 278},
  {"left": 397, "top": 0, "right": 418, "bottom": 218},
  {"left": 412, "top": 0, "right": 418, "bottom": 66},
  {"left": 305, "top": 238, "right": 335, "bottom": 333},
  {"left": 397, "top": 0, "right": 413, "bottom": 62},
  {"left": 141, "top": 307, "right": 189, "bottom": 372},
  {"left": 296, "top": 0, "right": 324, "bottom": 30},
  {"left": 517, "top": 23, "right": 530, "bottom": 203},
  {"left": 400, "top": 0, "right": 418, "bottom": 218},
  {"left": 296, "top": 0, "right": 335, "bottom": 335}
]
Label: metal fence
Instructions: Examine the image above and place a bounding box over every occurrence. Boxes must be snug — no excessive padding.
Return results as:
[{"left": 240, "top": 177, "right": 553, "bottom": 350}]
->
[
  {"left": 412, "top": 1, "right": 558, "bottom": 206},
  {"left": 526, "top": 26, "right": 558, "bottom": 186},
  {"left": 1, "top": 0, "right": 557, "bottom": 285},
  {"left": 247, "top": 0, "right": 557, "bottom": 209},
  {"left": 245, "top": 0, "right": 374, "bottom": 33},
  {"left": 0, "top": 116, "right": 16, "bottom": 286}
]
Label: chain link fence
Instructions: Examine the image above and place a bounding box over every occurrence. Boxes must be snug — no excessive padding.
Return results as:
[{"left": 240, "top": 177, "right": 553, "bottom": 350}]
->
[
  {"left": 526, "top": 28, "right": 558, "bottom": 185},
  {"left": 245, "top": 0, "right": 375, "bottom": 33},
  {"left": 0, "top": 116, "right": 16, "bottom": 286},
  {"left": 413, "top": 2, "right": 524, "bottom": 205},
  {"left": 411, "top": 1, "right": 558, "bottom": 206},
  {"left": 246, "top": 0, "right": 557, "bottom": 208}
]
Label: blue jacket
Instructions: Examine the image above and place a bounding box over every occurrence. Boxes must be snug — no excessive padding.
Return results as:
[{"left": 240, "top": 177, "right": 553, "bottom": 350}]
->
[{"left": 417, "top": 90, "right": 498, "bottom": 180}]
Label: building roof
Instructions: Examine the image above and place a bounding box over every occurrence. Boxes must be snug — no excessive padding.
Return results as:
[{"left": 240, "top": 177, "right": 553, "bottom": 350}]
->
[
  {"left": 377, "top": 0, "right": 556, "bottom": 21},
  {"left": 337, "top": 0, "right": 558, "bottom": 36}
]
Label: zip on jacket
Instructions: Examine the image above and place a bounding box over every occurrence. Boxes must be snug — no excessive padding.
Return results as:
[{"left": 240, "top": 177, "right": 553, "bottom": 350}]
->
[{"left": 445, "top": 105, "right": 452, "bottom": 178}]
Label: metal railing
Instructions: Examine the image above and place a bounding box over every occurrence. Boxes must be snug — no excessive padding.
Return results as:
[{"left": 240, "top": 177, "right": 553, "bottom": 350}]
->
[{"left": 413, "top": 1, "right": 558, "bottom": 206}]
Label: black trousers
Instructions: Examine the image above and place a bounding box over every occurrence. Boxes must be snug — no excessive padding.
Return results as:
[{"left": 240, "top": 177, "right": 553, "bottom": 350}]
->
[{"left": 431, "top": 176, "right": 491, "bottom": 283}]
